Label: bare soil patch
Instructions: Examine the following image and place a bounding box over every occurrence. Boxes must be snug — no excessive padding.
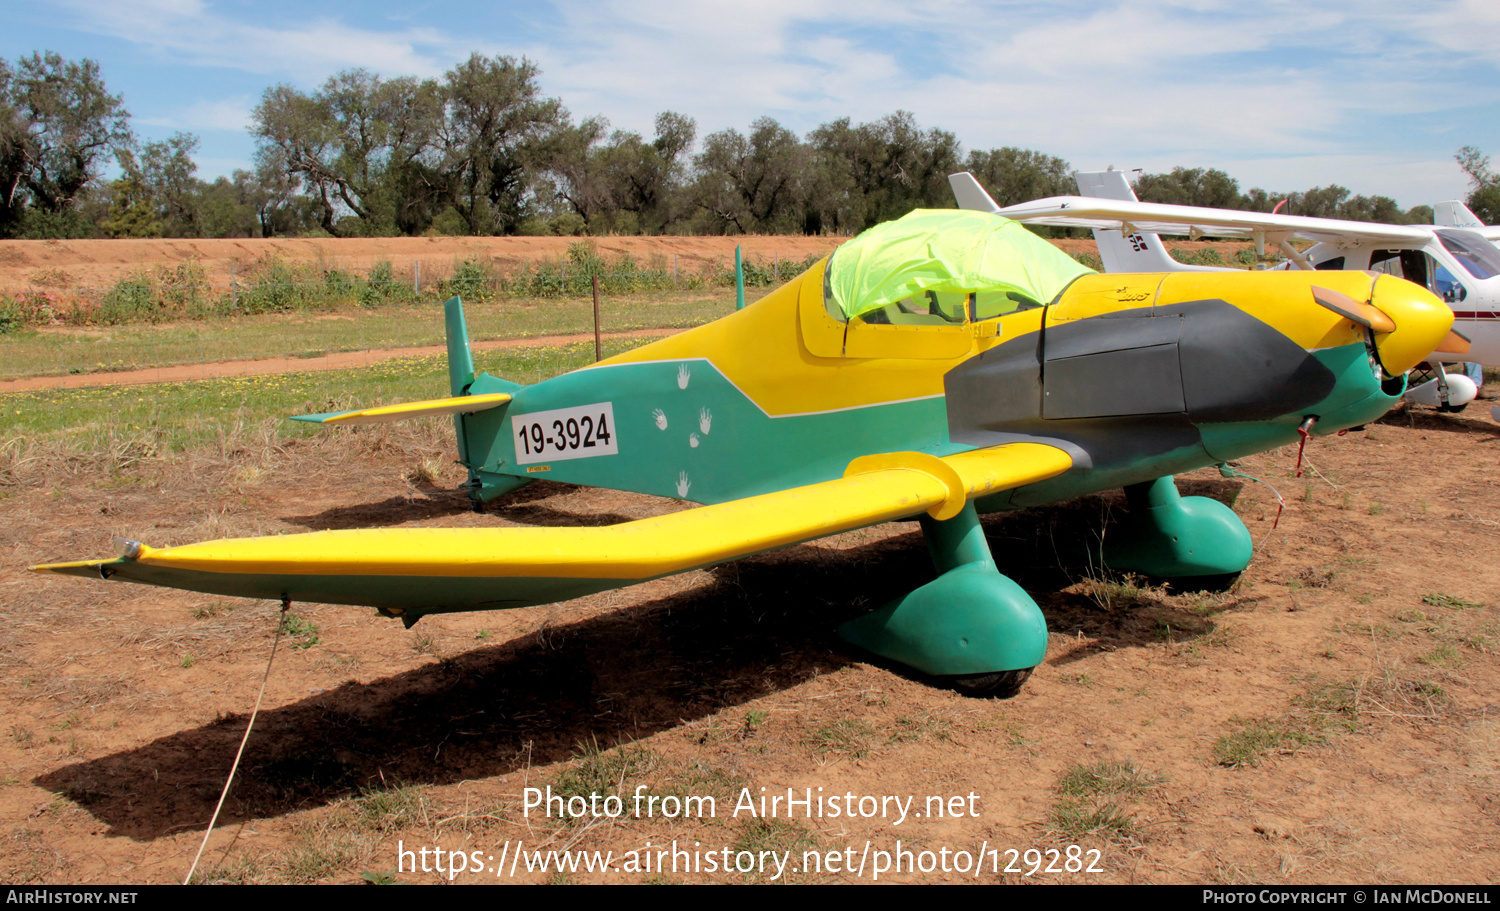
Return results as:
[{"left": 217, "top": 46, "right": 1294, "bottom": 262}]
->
[
  {"left": 0, "top": 236, "right": 848, "bottom": 293},
  {"left": 2, "top": 389, "right": 1495, "bottom": 885},
  {"left": 0, "top": 233, "right": 1251, "bottom": 294}
]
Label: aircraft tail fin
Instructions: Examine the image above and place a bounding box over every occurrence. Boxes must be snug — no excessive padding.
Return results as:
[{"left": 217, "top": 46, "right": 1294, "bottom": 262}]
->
[
  {"left": 1070, "top": 170, "right": 1230, "bottom": 273},
  {"left": 948, "top": 172, "right": 1002, "bottom": 214},
  {"left": 445, "top": 295, "right": 477, "bottom": 396},
  {"left": 1434, "top": 200, "right": 1485, "bottom": 228}
]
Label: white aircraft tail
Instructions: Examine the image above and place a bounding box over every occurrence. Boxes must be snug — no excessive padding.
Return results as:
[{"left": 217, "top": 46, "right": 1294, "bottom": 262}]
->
[
  {"left": 947, "top": 172, "right": 1001, "bottom": 214},
  {"left": 1434, "top": 200, "right": 1485, "bottom": 228},
  {"left": 1072, "top": 170, "right": 1228, "bottom": 273}
]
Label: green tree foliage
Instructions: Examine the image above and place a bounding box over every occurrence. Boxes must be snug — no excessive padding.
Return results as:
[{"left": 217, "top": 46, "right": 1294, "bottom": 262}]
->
[
  {"left": 0, "top": 52, "right": 132, "bottom": 238},
  {"left": 439, "top": 54, "right": 565, "bottom": 235},
  {"left": 806, "top": 111, "right": 962, "bottom": 234},
  {"left": 1456, "top": 145, "right": 1500, "bottom": 224},
  {"left": 1134, "top": 167, "right": 1243, "bottom": 209},
  {"left": 253, "top": 54, "right": 564, "bottom": 236},
  {"left": 253, "top": 69, "right": 445, "bottom": 235},
  {"left": 691, "top": 117, "right": 808, "bottom": 234},
  {"left": 0, "top": 47, "right": 1468, "bottom": 241},
  {"left": 545, "top": 111, "right": 697, "bottom": 235},
  {"left": 963, "top": 147, "right": 1073, "bottom": 207},
  {"left": 1137, "top": 167, "right": 1428, "bottom": 224},
  {"left": 103, "top": 132, "right": 200, "bottom": 237}
]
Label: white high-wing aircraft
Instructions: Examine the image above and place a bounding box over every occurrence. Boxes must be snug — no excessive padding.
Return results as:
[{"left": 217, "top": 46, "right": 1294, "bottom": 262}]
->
[{"left": 950, "top": 170, "right": 1492, "bottom": 415}]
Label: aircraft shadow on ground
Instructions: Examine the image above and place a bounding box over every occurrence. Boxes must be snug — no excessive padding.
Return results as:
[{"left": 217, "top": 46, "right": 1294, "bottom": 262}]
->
[
  {"left": 1375, "top": 406, "right": 1500, "bottom": 438},
  {"left": 284, "top": 490, "right": 474, "bottom": 530},
  {"left": 287, "top": 480, "right": 648, "bottom": 531},
  {"left": 37, "top": 487, "right": 1250, "bottom": 841}
]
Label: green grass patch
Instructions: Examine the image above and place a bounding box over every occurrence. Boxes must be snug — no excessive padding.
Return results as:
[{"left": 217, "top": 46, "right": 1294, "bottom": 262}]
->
[
  {"left": 278, "top": 613, "right": 320, "bottom": 650},
  {"left": 1049, "top": 801, "right": 1137, "bottom": 839},
  {"left": 1418, "top": 644, "right": 1466, "bottom": 668},
  {"left": 806, "top": 718, "right": 874, "bottom": 759},
  {"left": 1213, "top": 722, "right": 1317, "bottom": 768},
  {"left": 1057, "top": 761, "right": 1161, "bottom": 799},
  {"left": 1048, "top": 761, "right": 1160, "bottom": 840},
  {"left": 549, "top": 739, "right": 656, "bottom": 817},
  {"left": 1421, "top": 593, "right": 1484, "bottom": 610},
  {"left": 348, "top": 783, "right": 426, "bottom": 833},
  {"left": 1, "top": 339, "right": 643, "bottom": 452},
  {"left": 0, "top": 290, "right": 736, "bottom": 382},
  {"left": 1215, "top": 669, "right": 1447, "bottom": 768}
]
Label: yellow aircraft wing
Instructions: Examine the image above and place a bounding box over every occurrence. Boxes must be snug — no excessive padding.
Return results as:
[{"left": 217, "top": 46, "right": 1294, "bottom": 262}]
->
[
  {"left": 33, "top": 443, "right": 1072, "bottom": 617},
  {"left": 289, "top": 392, "right": 513, "bottom": 426}
]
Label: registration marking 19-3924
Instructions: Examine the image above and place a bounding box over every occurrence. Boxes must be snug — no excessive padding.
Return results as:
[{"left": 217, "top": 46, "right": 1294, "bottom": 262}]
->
[{"left": 512, "top": 402, "right": 618, "bottom": 464}]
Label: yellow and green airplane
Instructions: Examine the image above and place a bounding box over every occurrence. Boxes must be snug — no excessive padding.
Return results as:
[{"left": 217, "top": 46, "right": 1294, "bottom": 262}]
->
[{"left": 34, "top": 210, "right": 1463, "bottom": 697}]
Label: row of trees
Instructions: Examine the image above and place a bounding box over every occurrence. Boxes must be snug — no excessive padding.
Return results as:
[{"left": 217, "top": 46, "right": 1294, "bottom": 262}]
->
[{"left": 0, "top": 50, "right": 1483, "bottom": 240}]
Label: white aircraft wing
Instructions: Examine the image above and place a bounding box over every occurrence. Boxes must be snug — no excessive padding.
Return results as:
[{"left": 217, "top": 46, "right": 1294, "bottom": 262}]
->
[{"left": 994, "top": 196, "right": 1433, "bottom": 247}]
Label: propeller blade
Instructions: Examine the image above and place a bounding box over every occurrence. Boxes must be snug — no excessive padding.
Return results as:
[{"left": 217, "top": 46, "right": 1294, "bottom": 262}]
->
[
  {"left": 1311, "top": 286, "right": 1396, "bottom": 333},
  {"left": 1432, "top": 329, "right": 1471, "bottom": 355}
]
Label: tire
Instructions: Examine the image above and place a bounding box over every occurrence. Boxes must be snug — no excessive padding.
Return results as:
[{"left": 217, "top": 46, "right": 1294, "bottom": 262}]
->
[{"left": 947, "top": 667, "right": 1033, "bottom": 699}]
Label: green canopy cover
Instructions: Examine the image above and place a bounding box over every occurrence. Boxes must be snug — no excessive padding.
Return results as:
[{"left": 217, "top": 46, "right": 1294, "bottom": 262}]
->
[{"left": 827, "top": 209, "right": 1094, "bottom": 321}]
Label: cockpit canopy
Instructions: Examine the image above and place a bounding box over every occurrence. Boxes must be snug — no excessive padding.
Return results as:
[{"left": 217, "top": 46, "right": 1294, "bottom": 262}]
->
[{"left": 824, "top": 209, "right": 1095, "bottom": 325}]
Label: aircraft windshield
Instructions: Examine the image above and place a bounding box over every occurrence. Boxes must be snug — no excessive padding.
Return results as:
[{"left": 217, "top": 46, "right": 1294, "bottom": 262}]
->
[
  {"left": 1435, "top": 229, "right": 1500, "bottom": 280},
  {"left": 825, "top": 209, "right": 1092, "bottom": 323}
]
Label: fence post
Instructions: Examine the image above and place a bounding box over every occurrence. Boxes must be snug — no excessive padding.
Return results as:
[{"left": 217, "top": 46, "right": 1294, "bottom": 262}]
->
[
  {"left": 774, "top": 252, "right": 779, "bottom": 283},
  {"left": 230, "top": 264, "right": 237, "bottom": 309},
  {"left": 592, "top": 274, "right": 602, "bottom": 362},
  {"left": 673, "top": 254, "right": 678, "bottom": 287},
  {"left": 414, "top": 260, "right": 420, "bottom": 295}
]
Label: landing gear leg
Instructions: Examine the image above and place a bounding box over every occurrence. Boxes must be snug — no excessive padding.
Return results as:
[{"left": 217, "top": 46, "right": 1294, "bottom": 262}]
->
[
  {"left": 839, "top": 502, "right": 1046, "bottom": 698},
  {"left": 1102, "top": 476, "right": 1252, "bottom": 589}
]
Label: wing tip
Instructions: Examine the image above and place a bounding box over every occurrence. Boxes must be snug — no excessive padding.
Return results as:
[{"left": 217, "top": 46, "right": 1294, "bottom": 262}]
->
[{"left": 30, "top": 558, "right": 121, "bottom": 578}]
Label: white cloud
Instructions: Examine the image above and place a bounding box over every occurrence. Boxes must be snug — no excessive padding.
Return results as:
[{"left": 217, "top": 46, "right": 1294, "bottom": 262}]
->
[
  {"left": 137, "top": 96, "right": 253, "bottom": 132},
  {"left": 50, "top": 0, "right": 461, "bottom": 82}
]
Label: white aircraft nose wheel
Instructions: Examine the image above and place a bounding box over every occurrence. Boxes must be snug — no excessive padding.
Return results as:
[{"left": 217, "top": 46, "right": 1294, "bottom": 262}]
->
[{"left": 946, "top": 667, "right": 1033, "bottom": 699}]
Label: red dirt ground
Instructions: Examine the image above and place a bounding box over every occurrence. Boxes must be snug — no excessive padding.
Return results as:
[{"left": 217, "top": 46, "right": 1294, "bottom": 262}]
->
[
  {"left": 0, "top": 234, "right": 1245, "bottom": 293},
  {"left": 1, "top": 392, "right": 1496, "bottom": 885},
  {"left": 0, "top": 236, "right": 849, "bottom": 293}
]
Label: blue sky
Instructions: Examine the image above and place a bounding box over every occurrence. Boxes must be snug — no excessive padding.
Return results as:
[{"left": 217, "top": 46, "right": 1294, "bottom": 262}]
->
[{"left": 8, "top": 0, "right": 1500, "bottom": 209}]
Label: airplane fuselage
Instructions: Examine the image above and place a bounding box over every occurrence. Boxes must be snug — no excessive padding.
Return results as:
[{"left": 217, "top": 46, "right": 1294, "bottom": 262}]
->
[{"left": 462, "top": 265, "right": 1438, "bottom": 513}]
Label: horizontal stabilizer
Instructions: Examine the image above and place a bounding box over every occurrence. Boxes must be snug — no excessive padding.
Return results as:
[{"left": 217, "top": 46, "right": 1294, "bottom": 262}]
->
[
  {"left": 33, "top": 444, "right": 1072, "bottom": 617},
  {"left": 291, "top": 392, "right": 513, "bottom": 426}
]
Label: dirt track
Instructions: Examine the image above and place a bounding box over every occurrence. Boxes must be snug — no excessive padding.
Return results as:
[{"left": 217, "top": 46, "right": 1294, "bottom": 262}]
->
[{"left": 0, "top": 328, "right": 684, "bottom": 392}]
